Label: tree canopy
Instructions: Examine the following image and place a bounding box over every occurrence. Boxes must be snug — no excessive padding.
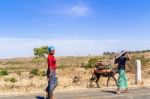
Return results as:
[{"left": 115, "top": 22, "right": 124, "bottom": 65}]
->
[{"left": 33, "top": 46, "right": 48, "bottom": 57}]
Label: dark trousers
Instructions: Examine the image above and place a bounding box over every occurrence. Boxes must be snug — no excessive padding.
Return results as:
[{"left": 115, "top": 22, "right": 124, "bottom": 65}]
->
[{"left": 46, "top": 71, "right": 58, "bottom": 96}]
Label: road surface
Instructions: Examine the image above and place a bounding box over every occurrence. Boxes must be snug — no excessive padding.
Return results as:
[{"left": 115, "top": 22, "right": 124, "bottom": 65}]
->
[{"left": 0, "top": 88, "right": 150, "bottom": 99}]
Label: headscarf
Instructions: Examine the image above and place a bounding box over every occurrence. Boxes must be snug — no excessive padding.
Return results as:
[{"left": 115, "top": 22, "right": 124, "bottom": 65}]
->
[{"left": 48, "top": 46, "right": 55, "bottom": 53}]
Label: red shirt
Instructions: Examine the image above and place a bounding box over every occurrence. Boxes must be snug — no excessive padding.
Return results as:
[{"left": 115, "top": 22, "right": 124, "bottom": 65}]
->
[{"left": 47, "top": 54, "right": 57, "bottom": 70}]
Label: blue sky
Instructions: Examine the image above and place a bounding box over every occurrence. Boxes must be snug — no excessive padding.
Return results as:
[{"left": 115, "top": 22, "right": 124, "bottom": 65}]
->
[{"left": 0, "top": 0, "right": 150, "bottom": 58}]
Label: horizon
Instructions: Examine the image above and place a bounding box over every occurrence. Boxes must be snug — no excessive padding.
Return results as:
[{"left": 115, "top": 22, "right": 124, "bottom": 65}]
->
[{"left": 1, "top": 0, "right": 150, "bottom": 58}]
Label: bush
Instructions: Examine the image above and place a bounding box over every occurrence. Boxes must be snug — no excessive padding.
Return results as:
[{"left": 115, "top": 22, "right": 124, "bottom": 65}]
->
[
  {"left": 30, "top": 69, "right": 46, "bottom": 76},
  {"left": 30, "top": 69, "right": 39, "bottom": 76},
  {"left": 0, "top": 70, "right": 8, "bottom": 76},
  {"left": 83, "top": 57, "right": 106, "bottom": 69},
  {"left": 39, "top": 71, "right": 46, "bottom": 76},
  {"left": 5, "top": 77, "right": 17, "bottom": 83},
  {"left": 32, "top": 57, "right": 46, "bottom": 65},
  {"left": 10, "top": 77, "right": 17, "bottom": 83}
]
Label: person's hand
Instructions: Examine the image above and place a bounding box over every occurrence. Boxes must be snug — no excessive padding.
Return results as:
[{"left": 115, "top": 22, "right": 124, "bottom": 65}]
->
[
  {"left": 47, "top": 73, "right": 52, "bottom": 80},
  {"left": 49, "top": 73, "right": 52, "bottom": 77}
]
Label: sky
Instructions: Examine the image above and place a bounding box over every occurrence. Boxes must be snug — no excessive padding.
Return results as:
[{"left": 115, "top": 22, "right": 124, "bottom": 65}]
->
[{"left": 0, "top": 0, "right": 150, "bottom": 58}]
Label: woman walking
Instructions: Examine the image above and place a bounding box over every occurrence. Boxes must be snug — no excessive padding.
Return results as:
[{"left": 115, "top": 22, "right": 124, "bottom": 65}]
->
[
  {"left": 46, "top": 46, "right": 58, "bottom": 99},
  {"left": 115, "top": 50, "right": 131, "bottom": 94}
]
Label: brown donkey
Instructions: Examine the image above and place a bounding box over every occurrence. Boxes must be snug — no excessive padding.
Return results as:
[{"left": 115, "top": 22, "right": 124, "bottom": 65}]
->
[{"left": 89, "top": 68, "right": 118, "bottom": 88}]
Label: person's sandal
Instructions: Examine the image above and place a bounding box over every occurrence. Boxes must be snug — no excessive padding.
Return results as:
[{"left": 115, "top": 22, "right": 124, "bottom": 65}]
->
[{"left": 123, "top": 90, "right": 129, "bottom": 93}]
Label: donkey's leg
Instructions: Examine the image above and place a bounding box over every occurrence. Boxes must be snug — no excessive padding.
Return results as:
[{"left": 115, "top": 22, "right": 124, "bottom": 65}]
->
[
  {"left": 96, "top": 74, "right": 101, "bottom": 88},
  {"left": 112, "top": 75, "right": 118, "bottom": 86},
  {"left": 89, "top": 78, "right": 93, "bottom": 87},
  {"left": 106, "top": 76, "right": 110, "bottom": 87},
  {"left": 106, "top": 73, "right": 111, "bottom": 87},
  {"left": 89, "top": 74, "right": 96, "bottom": 87}
]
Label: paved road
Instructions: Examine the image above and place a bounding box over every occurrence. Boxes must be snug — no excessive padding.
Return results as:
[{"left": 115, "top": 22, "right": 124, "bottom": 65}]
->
[{"left": 0, "top": 88, "right": 150, "bottom": 99}]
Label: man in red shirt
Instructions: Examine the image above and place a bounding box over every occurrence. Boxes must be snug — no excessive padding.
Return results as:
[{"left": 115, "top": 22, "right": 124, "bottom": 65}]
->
[{"left": 46, "top": 46, "right": 57, "bottom": 99}]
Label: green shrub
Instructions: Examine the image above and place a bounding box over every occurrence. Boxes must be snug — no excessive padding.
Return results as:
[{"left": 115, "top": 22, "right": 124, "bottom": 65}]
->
[
  {"left": 5, "top": 77, "right": 17, "bottom": 83},
  {"left": 39, "top": 71, "right": 46, "bottom": 76},
  {"left": 30, "top": 69, "right": 39, "bottom": 76},
  {"left": 0, "top": 70, "right": 8, "bottom": 76},
  {"left": 83, "top": 57, "right": 106, "bottom": 69},
  {"left": 10, "top": 77, "right": 17, "bottom": 83},
  {"left": 30, "top": 69, "right": 46, "bottom": 76}
]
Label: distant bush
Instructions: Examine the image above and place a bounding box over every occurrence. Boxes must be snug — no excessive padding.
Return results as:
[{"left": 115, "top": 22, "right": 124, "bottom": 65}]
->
[
  {"left": 30, "top": 69, "right": 39, "bottom": 76},
  {"left": 83, "top": 57, "right": 106, "bottom": 69},
  {"left": 10, "top": 77, "right": 17, "bottom": 83},
  {"left": 0, "top": 70, "right": 8, "bottom": 76},
  {"left": 32, "top": 57, "right": 46, "bottom": 64},
  {"left": 30, "top": 69, "right": 46, "bottom": 76},
  {"left": 5, "top": 77, "right": 17, "bottom": 83},
  {"left": 39, "top": 70, "right": 46, "bottom": 76}
]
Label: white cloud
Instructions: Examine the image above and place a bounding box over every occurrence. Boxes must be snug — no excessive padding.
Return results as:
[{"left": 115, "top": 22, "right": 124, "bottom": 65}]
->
[
  {"left": 0, "top": 38, "right": 150, "bottom": 59},
  {"left": 66, "top": 4, "right": 91, "bottom": 17}
]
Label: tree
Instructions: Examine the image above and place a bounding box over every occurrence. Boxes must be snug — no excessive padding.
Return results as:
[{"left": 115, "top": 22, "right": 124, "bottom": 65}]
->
[
  {"left": 33, "top": 46, "right": 48, "bottom": 57},
  {"left": 33, "top": 46, "right": 48, "bottom": 66}
]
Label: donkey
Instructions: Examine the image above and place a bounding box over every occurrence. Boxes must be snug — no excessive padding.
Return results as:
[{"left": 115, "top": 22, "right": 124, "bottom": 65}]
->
[{"left": 89, "top": 68, "right": 118, "bottom": 88}]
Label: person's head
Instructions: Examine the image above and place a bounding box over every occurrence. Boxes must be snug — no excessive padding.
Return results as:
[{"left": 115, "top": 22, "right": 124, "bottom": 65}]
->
[{"left": 48, "top": 46, "right": 55, "bottom": 55}]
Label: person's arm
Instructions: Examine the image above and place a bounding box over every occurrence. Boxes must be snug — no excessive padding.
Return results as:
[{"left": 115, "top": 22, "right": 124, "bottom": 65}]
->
[
  {"left": 126, "top": 52, "right": 131, "bottom": 60},
  {"left": 125, "top": 51, "right": 131, "bottom": 60},
  {"left": 46, "top": 69, "right": 50, "bottom": 79},
  {"left": 46, "top": 58, "right": 50, "bottom": 79}
]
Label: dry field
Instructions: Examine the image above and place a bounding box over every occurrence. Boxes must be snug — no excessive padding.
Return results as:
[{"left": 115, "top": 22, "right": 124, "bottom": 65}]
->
[{"left": 0, "top": 53, "right": 150, "bottom": 95}]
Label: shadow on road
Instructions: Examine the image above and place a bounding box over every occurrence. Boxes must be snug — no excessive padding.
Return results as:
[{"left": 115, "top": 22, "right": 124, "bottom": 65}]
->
[
  {"left": 35, "top": 96, "right": 45, "bottom": 99},
  {"left": 102, "top": 90, "right": 116, "bottom": 94}
]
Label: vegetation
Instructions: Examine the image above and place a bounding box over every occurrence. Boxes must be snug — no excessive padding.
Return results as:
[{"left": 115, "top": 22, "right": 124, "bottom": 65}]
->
[
  {"left": 0, "top": 70, "right": 8, "bottom": 76},
  {"left": 30, "top": 68, "right": 39, "bottom": 76},
  {"left": 30, "top": 68, "right": 46, "bottom": 76},
  {"left": 33, "top": 46, "right": 48, "bottom": 57},
  {"left": 127, "top": 55, "right": 150, "bottom": 73},
  {"left": 5, "top": 77, "right": 17, "bottom": 83},
  {"left": 9, "top": 77, "right": 17, "bottom": 83},
  {"left": 83, "top": 56, "right": 106, "bottom": 69},
  {"left": 33, "top": 46, "right": 48, "bottom": 66}
]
